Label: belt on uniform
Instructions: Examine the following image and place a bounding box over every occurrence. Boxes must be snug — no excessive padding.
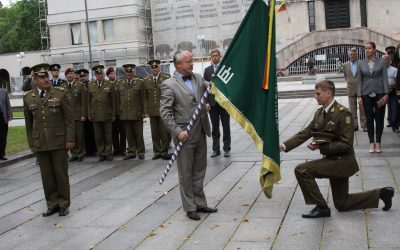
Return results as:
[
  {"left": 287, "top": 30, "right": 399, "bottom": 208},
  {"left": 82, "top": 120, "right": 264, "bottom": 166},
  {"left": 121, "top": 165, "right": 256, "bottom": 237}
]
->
[{"left": 323, "top": 153, "right": 353, "bottom": 160}]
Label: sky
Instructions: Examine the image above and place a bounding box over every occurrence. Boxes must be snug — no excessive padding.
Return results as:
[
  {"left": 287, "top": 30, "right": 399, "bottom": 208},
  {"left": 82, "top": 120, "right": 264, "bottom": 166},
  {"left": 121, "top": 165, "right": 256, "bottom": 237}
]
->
[{"left": 1, "top": 0, "right": 14, "bottom": 7}]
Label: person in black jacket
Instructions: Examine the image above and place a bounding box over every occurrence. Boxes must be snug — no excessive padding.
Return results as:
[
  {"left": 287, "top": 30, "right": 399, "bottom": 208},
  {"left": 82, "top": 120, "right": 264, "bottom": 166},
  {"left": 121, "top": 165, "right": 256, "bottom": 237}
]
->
[{"left": 203, "top": 49, "right": 231, "bottom": 158}]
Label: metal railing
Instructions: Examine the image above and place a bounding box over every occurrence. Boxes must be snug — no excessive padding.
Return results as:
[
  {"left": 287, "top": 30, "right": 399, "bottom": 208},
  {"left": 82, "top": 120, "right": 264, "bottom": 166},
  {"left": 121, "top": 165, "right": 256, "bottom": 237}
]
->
[{"left": 287, "top": 44, "right": 385, "bottom": 75}]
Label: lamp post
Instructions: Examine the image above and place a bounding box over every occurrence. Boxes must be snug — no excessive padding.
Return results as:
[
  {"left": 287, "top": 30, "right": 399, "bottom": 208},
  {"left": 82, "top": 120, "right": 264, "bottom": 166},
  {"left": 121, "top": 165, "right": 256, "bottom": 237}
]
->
[
  {"left": 16, "top": 52, "right": 25, "bottom": 76},
  {"left": 198, "top": 34, "right": 205, "bottom": 72}
]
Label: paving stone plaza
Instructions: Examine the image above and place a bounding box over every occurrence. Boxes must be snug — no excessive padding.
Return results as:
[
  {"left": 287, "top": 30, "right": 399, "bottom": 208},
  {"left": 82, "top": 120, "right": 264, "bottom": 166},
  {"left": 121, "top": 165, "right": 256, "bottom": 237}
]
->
[{"left": 0, "top": 80, "right": 399, "bottom": 249}]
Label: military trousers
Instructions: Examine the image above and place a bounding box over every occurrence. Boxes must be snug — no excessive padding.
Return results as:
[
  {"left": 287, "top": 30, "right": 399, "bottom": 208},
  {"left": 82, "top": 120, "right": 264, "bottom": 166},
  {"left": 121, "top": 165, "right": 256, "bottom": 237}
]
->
[
  {"left": 93, "top": 121, "right": 113, "bottom": 157},
  {"left": 70, "top": 120, "right": 85, "bottom": 157},
  {"left": 36, "top": 149, "right": 70, "bottom": 208},
  {"left": 123, "top": 120, "right": 145, "bottom": 157},
  {"left": 176, "top": 125, "right": 208, "bottom": 212},
  {"left": 149, "top": 116, "right": 169, "bottom": 156},
  {"left": 112, "top": 118, "right": 126, "bottom": 154},
  {"left": 294, "top": 157, "right": 380, "bottom": 211}
]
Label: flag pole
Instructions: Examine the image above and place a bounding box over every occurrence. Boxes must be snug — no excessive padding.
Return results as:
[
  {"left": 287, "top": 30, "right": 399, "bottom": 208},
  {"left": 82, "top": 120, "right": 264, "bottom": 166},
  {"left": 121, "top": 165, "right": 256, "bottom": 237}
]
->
[{"left": 159, "top": 84, "right": 212, "bottom": 184}]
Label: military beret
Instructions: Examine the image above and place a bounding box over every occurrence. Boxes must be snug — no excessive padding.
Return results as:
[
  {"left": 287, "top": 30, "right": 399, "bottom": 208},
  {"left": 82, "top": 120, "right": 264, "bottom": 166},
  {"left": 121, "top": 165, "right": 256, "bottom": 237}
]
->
[
  {"left": 311, "top": 132, "right": 335, "bottom": 144},
  {"left": 31, "top": 63, "right": 50, "bottom": 76},
  {"left": 123, "top": 64, "right": 136, "bottom": 72},
  {"left": 148, "top": 59, "right": 161, "bottom": 68},
  {"left": 49, "top": 64, "right": 61, "bottom": 71},
  {"left": 92, "top": 65, "right": 104, "bottom": 74},
  {"left": 106, "top": 67, "right": 115, "bottom": 76},
  {"left": 65, "top": 68, "right": 74, "bottom": 74}
]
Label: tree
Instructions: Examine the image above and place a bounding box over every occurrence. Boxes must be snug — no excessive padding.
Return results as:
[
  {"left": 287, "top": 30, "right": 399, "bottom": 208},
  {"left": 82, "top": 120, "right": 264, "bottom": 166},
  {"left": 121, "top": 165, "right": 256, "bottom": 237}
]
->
[{"left": 0, "top": 0, "right": 41, "bottom": 54}]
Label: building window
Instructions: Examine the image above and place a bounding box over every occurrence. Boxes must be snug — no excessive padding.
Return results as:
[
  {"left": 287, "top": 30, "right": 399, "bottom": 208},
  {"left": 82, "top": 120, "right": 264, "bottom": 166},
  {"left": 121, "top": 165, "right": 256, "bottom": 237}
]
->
[
  {"left": 89, "top": 21, "right": 98, "bottom": 43},
  {"left": 71, "top": 23, "right": 82, "bottom": 45},
  {"left": 73, "top": 62, "right": 84, "bottom": 70},
  {"left": 105, "top": 60, "right": 116, "bottom": 67},
  {"left": 360, "top": 0, "right": 367, "bottom": 27},
  {"left": 103, "top": 19, "right": 114, "bottom": 41},
  {"left": 307, "top": 1, "right": 315, "bottom": 32},
  {"left": 325, "top": 0, "right": 350, "bottom": 29},
  {"left": 91, "top": 61, "right": 100, "bottom": 67}
]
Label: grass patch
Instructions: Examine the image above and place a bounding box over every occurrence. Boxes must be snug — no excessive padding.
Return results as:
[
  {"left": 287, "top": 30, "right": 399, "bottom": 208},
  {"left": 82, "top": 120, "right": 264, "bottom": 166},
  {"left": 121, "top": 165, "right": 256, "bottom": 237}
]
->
[
  {"left": 6, "top": 126, "right": 29, "bottom": 155},
  {"left": 12, "top": 112, "right": 24, "bottom": 118}
]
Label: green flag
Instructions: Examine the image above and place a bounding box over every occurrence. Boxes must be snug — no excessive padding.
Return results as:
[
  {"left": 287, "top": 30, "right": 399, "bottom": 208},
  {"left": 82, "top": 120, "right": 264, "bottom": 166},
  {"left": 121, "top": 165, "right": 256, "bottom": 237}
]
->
[{"left": 210, "top": 0, "right": 280, "bottom": 198}]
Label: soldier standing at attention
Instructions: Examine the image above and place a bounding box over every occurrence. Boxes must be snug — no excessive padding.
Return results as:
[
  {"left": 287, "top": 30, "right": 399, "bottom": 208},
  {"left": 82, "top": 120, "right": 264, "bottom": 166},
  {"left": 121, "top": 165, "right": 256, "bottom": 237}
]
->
[
  {"left": 280, "top": 80, "right": 394, "bottom": 218},
  {"left": 143, "top": 60, "right": 171, "bottom": 160},
  {"left": 116, "top": 64, "right": 146, "bottom": 160},
  {"left": 49, "top": 64, "right": 67, "bottom": 87},
  {"left": 106, "top": 67, "right": 126, "bottom": 156},
  {"left": 23, "top": 63, "right": 75, "bottom": 217},
  {"left": 79, "top": 69, "right": 97, "bottom": 156},
  {"left": 64, "top": 68, "right": 87, "bottom": 162},
  {"left": 87, "top": 65, "right": 116, "bottom": 162}
]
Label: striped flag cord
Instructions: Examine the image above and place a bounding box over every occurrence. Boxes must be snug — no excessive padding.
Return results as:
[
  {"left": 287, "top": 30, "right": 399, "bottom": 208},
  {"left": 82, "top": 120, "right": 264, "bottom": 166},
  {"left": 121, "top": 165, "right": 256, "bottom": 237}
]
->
[{"left": 159, "top": 84, "right": 212, "bottom": 184}]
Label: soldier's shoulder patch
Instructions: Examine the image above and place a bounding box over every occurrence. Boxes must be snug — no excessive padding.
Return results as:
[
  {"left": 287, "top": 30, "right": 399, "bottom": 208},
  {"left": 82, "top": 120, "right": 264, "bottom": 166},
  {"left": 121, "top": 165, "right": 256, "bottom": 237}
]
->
[
  {"left": 24, "top": 90, "right": 33, "bottom": 96},
  {"left": 345, "top": 116, "right": 351, "bottom": 124}
]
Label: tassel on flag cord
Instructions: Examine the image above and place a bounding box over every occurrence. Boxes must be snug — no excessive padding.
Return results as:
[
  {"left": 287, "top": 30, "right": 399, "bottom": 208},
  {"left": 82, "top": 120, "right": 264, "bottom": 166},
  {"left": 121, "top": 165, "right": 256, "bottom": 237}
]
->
[
  {"left": 276, "top": 0, "right": 287, "bottom": 14},
  {"left": 159, "top": 84, "right": 212, "bottom": 184}
]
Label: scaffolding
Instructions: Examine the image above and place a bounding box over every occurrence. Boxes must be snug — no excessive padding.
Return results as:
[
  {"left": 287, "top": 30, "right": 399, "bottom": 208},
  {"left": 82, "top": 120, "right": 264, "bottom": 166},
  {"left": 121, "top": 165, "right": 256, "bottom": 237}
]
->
[
  {"left": 143, "top": 0, "right": 153, "bottom": 62},
  {"left": 38, "top": 0, "right": 49, "bottom": 61}
]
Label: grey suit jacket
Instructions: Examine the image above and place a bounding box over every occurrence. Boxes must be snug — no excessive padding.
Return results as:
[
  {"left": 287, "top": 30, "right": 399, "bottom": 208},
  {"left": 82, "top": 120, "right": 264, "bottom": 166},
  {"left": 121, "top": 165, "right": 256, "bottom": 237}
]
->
[
  {"left": 160, "top": 72, "right": 211, "bottom": 139},
  {"left": 0, "top": 88, "right": 12, "bottom": 124},
  {"left": 357, "top": 57, "right": 389, "bottom": 96},
  {"left": 343, "top": 61, "right": 360, "bottom": 97},
  {"left": 203, "top": 64, "right": 217, "bottom": 107}
]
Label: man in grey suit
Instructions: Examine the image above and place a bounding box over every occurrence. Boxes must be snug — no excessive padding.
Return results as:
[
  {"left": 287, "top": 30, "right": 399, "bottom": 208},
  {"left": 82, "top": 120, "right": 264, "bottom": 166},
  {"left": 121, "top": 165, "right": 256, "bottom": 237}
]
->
[
  {"left": 0, "top": 87, "right": 13, "bottom": 160},
  {"left": 343, "top": 48, "right": 366, "bottom": 131},
  {"left": 160, "top": 50, "right": 217, "bottom": 220}
]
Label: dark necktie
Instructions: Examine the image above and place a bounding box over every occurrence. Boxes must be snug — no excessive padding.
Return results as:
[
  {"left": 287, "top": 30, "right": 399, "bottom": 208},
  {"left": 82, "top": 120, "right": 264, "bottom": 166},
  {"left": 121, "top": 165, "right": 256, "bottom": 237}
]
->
[
  {"left": 53, "top": 80, "right": 56, "bottom": 86},
  {"left": 182, "top": 75, "right": 192, "bottom": 81},
  {"left": 323, "top": 110, "right": 327, "bottom": 118},
  {"left": 40, "top": 90, "right": 45, "bottom": 99},
  {"left": 153, "top": 77, "right": 157, "bottom": 84},
  {"left": 68, "top": 82, "right": 72, "bottom": 89},
  {"left": 98, "top": 81, "right": 101, "bottom": 89},
  {"left": 128, "top": 80, "right": 131, "bottom": 86}
]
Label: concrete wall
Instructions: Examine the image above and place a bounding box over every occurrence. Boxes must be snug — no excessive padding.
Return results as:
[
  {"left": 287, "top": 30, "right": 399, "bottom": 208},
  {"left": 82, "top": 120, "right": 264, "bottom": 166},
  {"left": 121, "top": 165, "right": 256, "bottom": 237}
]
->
[
  {"left": 0, "top": 51, "right": 44, "bottom": 78},
  {"left": 47, "top": 0, "right": 150, "bottom": 68},
  {"left": 276, "top": 0, "right": 400, "bottom": 52}
]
